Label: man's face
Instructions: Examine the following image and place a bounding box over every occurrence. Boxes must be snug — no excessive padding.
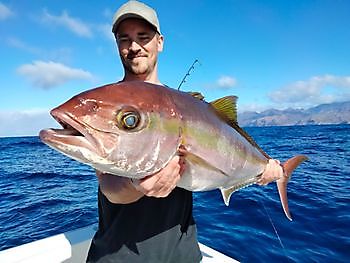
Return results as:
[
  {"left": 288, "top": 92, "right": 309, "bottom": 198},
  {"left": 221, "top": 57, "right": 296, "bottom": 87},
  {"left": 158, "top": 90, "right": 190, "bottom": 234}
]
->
[{"left": 115, "top": 18, "right": 163, "bottom": 77}]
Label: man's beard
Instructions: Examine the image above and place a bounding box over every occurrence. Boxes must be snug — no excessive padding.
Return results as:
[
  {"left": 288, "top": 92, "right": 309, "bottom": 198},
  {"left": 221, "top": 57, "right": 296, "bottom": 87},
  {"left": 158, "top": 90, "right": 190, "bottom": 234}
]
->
[{"left": 122, "top": 55, "right": 155, "bottom": 76}]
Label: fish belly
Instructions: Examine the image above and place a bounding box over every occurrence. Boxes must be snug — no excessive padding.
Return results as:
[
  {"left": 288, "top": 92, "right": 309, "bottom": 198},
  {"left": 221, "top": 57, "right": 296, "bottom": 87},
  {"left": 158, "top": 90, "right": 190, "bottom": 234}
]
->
[{"left": 177, "top": 153, "right": 266, "bottom": 192}]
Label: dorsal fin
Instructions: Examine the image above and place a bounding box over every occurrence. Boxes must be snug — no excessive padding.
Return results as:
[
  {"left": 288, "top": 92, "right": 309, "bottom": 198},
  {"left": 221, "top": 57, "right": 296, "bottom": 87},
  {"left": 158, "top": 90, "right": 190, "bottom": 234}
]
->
[
  {"left": 210, "top": 96, "right": 238, "bottom": 125},
  {"left": 210, "top": 96, "right": 270, "bottom": 159},
  {"left": 187, "top": 91, "right": 205, "bottom": 100}
]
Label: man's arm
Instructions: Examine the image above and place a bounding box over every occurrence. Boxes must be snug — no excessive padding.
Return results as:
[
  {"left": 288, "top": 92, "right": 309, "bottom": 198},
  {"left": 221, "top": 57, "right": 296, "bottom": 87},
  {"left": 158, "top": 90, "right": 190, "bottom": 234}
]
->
[
  {"left": 97, "top": 156, "right": 184, "bottom": 204},
  {"left": 96, "top": 171, "right": 144, "bottom": 204}
]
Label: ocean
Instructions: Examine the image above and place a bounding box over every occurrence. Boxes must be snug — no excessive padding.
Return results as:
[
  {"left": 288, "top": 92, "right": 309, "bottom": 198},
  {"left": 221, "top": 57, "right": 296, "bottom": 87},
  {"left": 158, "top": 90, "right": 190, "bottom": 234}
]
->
[{"left": 0, "top": 124, "right": 349, "bottom": 262}]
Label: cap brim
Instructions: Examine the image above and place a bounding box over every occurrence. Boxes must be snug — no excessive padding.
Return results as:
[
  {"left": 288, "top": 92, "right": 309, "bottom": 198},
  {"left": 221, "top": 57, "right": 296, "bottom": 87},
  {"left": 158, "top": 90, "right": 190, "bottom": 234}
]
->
[{"left": 112, "top": 13, "right": 160, "bottom": 34}]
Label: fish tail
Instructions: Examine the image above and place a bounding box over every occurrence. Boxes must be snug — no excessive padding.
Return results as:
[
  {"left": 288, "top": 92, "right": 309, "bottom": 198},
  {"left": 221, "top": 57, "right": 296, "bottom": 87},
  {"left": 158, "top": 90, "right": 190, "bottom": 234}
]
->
[{"left": 277, "top": 155, "right": 308, "bottom": 221}]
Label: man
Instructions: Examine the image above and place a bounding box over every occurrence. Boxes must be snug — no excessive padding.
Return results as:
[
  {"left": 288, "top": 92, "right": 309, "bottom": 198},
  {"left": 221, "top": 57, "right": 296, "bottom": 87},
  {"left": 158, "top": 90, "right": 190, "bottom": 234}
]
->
[
  {"left": 87, "top": 1, "right": 283, "bottom": 262},
  {"left": 86, "top": 1, "right": 201, "bottom": 262}
]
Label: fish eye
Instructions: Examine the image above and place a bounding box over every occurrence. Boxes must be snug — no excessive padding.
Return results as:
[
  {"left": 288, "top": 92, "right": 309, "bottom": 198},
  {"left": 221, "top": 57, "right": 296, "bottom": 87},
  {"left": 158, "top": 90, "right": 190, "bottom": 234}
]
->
[
  {"left": 116, "top": 110, "right": 141, "bottom": 130},
  {"left": 122, "top": 113, "right": 138, "bottom": 128}
]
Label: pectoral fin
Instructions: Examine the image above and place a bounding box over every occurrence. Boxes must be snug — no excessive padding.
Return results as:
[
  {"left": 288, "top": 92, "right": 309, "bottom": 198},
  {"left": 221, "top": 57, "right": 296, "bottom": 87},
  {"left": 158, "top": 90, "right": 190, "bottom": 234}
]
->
[{"left": 179, "top": 147, "right": 228, "bottom": 176}]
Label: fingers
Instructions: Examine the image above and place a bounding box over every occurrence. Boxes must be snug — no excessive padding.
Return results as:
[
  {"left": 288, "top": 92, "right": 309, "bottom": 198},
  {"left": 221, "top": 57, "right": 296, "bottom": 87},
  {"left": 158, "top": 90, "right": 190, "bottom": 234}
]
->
[
  {"left": 179, "top": 156, "right": 186, "bottom": 176},
  {"left": 177, "top": 145, "right": 187, "bottom": 156},
  {"left": 257, "top": 159, "right": 283, "bottom": 186},
  {"left": 132, "top": 156, "right": 183, "bottom": 198}
]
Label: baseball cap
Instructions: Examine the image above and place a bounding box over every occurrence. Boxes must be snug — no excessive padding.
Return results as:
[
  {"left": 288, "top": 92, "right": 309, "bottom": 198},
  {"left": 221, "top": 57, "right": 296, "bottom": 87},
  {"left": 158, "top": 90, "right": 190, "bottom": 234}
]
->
[{"left": 112, "top": 0, "right": 161, "bottom": 34}]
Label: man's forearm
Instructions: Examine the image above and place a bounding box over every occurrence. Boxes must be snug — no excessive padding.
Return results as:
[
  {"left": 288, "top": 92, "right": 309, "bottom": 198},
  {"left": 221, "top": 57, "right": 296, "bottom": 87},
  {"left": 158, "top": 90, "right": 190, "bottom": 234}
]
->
[{"left": 96, "top": 171, "right": 144, "bottom": 204}]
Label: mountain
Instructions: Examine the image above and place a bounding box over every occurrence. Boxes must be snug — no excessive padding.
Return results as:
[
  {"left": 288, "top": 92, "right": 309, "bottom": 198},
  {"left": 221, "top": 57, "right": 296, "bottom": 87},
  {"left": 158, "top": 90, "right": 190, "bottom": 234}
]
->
[{"left": 238, "top": 101, "right": 350, "bottom": 127}]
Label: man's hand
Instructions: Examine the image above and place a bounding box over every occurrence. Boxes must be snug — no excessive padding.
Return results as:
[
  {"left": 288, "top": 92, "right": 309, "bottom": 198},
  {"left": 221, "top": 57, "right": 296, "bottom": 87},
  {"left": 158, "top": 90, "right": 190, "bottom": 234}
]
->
[
  {"left": 131, "top": 156, "right": 185, "bottom": 197},
  {"left": 257, "top": 159, "right": 284, "bottom": 185},
  {"left": 97, "top": 155, "right": 185, "bottom": 204}
]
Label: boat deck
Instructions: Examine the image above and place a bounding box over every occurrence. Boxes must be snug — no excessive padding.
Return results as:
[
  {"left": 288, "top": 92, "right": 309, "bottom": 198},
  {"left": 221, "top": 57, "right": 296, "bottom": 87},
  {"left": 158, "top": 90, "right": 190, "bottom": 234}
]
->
[{"left": 0, "top": 225, "right": 238, "bottom": 262}]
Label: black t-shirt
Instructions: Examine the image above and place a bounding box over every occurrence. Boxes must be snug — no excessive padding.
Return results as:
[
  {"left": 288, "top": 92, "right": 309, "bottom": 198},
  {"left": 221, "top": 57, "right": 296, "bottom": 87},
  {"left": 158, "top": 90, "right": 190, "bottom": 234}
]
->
[{"left": 86, "top": 187, "right": 202, "bottom": 263}]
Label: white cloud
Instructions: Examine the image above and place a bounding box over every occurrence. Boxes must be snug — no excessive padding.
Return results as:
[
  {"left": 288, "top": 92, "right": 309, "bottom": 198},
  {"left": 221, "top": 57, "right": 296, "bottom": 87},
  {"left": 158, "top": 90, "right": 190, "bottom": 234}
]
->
[
  {"left": 216, "top": 75, "right": 237, "bottom": 89},
  {"left": 7, "top": 37, "right": 73, "bottom": 62},
  {"left": 41, "top": 9, "right": 92, "bottom": 38},
  {"left": 269, "top": 75, "right": 350, "bottom": 108},
  {"left": 0, "top": 109, "right": 59, "bottom": 137},
  {"left": 17, "top": 60, "right": 94, "bottom": 89},
  {"left": 7, "top": 37, "right": 42, "bottom": 55},
  {"left": 238, "top": 103, "right": 271, "bottom": 113},
  {"left": 0, "top": 2, "right": 13, "bottom": 20}
]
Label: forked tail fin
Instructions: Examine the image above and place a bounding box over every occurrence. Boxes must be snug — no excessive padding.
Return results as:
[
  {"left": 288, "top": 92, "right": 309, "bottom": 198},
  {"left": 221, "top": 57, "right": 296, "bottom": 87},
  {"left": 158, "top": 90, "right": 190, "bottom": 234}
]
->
[{"left": 277, "top": 155, "right": 308, "bottom": 221}]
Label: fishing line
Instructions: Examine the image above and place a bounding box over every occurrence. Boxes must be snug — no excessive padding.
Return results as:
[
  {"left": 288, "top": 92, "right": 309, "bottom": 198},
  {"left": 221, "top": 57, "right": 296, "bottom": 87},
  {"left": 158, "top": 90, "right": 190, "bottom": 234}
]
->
[{"left": 259, "top": 198, "right": 289, "bottom": 260}]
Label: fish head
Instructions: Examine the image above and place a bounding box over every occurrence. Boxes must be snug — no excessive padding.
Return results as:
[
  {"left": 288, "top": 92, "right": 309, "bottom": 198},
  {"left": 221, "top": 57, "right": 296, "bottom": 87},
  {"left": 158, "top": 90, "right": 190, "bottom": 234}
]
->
[{"left": 39, "top": 81, "right": 182, "bottom": 179}]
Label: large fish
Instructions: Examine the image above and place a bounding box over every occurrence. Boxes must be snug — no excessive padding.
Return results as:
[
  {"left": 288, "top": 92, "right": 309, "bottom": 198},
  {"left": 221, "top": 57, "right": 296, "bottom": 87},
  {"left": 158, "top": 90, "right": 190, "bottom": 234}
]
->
[{"left": 39, "top": 81, "right": 307, "bottom": 220}]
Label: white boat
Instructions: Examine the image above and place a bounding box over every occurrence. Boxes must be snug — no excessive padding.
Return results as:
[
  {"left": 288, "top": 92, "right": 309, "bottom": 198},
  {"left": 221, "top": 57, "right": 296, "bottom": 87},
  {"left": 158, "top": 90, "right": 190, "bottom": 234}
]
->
[{"left": 0, "top": 224, "right": 238, "bottom": 263}]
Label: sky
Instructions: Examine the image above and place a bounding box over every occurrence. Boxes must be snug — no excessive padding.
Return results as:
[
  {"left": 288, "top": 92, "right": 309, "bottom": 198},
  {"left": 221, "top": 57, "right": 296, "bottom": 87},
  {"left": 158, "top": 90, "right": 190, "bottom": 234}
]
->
[{"left": 0, "top": 0, "right": 350, "bottom": 137}]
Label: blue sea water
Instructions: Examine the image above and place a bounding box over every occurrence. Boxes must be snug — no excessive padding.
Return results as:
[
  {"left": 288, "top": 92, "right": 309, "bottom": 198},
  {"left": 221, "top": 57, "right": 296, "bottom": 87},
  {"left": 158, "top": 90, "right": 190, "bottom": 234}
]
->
[{"left": 0, "top": 124, "right": 349, "bottom": 262}]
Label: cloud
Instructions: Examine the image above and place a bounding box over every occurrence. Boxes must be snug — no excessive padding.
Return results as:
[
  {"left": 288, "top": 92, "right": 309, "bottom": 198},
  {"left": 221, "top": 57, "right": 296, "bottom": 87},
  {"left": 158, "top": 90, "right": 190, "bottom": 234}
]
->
[
  {"left": 0, "top": 109, "right": 58, "bottom": 137},
  {"left": 238, "top": 103, "right": 271, "bottom": 113},
  {"left": 0, "top": 2, "right": 13, "bottom": 20},
  {"left": 269, "top": 75, "right": 350, "bottom": 108},
  {"left": 7, "top": 37, "right": 42, "bottom": 55},
  {"left": 17, "top": 60, "right": 94, "bottom": 89},
  {"left": 203, "top": 75, "right": 237, "bottom": 90},
  {"left": 41, "top": 9, "right": 92, "bottom": 38},
  {"left": 216, "top": 76, "right": 237, "bottom": 89},
  {"left": 7, "top": 37, "right": 73, "bottom": 62}
]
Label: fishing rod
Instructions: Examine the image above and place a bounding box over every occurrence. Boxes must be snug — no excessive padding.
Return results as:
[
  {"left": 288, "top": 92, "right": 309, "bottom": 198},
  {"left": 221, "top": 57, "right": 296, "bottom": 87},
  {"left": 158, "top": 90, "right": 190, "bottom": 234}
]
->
[{"left": 178, "top": 59, "right": 200, "bottom": 90}]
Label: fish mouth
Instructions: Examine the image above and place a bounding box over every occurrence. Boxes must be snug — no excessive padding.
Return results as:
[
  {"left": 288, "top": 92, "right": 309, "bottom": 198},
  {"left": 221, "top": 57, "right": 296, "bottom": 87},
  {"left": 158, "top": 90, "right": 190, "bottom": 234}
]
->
[{"left": 39, "top": 109, "right": 100, "bottom": 159}]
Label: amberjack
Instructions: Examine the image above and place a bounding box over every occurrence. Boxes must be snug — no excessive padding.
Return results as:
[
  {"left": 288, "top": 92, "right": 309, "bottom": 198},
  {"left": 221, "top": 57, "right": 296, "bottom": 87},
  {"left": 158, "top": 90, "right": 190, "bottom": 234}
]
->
[{"left": 39, "top": 81, "right": 308, "bottom": 220}]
